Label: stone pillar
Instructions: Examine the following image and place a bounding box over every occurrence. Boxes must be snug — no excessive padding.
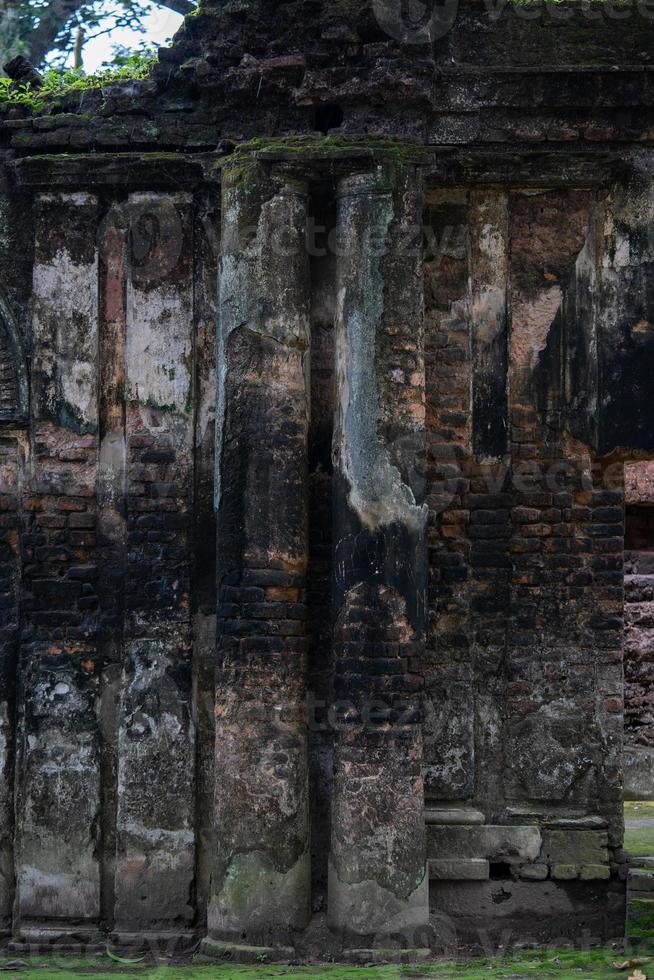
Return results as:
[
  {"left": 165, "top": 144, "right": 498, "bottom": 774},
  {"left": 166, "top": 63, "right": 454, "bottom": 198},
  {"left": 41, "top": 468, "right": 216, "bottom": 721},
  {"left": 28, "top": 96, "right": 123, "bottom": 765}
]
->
[
  {"left": 114, "top": 192, "right": 196, "bottom": 942},
  {"left": 0, "top": 432, "right": 22, "bottom": 939},
  {"left": 15, "top": 191, "right": 102, "bottom": 942},
  {"left": 207, "top": 164, "right": 311, "bottom": 954},
  {"left": 328, "top": 169, "right": 429, "bottom": 949},
  {"left": 97, "top": 208, "right": 127, "bottom": 933}
]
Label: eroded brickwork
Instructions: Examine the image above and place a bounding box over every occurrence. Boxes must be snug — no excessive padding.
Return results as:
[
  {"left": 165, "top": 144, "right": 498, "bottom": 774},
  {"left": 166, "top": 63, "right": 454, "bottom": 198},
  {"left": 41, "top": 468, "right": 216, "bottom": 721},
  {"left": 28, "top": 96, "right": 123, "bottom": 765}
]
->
[
  {"left": 624, "top": 463, "right": 654, "bottom": 799},
  {"left": 0, "top": 0, "right": 654, "bottom": 959}
]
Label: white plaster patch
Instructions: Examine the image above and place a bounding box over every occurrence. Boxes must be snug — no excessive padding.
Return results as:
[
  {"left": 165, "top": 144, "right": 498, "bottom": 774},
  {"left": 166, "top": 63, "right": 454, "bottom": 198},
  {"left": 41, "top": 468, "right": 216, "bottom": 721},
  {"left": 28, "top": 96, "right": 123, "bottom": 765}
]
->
[
  {"left": 471, "top": 285, "right": 505, "bottom": 346},
  {"left": 31, "top": 249, "right": 99, "bottom": 427},
  {"left": 39, "top": 192, "right": 96, "bottom": 206},
  {"left": 606, "top": 230, "right": 632, "bottom": 270},
  {"left": 126, "top": 285, "right": 193, "bottom": 412},
  {"left": 0, "top": 703, "right": 8, "bottom": 776},
  {"left": 335, "top": 193, "right": 427, "bottom": 535},
  {"left": 479, "top": 220, "right": 506, "bottom": 265}
]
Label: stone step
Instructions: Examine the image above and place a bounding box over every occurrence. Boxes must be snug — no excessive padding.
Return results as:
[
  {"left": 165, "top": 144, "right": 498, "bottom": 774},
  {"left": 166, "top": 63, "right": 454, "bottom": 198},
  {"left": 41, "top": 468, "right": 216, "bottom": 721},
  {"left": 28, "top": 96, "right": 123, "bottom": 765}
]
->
[
  {"left": 625, "top": 861, "right": 654, "bottom": 941},
  {"left": 426, "top": 824, "right": 541, "bottom": 863},
  {"left": 631, "top": 855, "right": 654, "bottom": 868},
  {"left": 628, "top": 869, "right": 654, "bottom": 892},
  {"left": 429, "top": 858, "right": 489, "bottom": 881},
  {"left": 425, "top": 807, "right": 485, "bottom": 826}
]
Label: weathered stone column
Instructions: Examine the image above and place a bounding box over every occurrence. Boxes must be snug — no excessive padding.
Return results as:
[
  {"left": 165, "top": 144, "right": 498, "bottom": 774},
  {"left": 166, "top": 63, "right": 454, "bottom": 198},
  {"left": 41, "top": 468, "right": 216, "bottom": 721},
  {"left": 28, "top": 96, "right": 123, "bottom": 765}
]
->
[
  {"left": 113, "top": 192, "right": 197, "bottom": 942},
  {"left": 14, "top": 191, "right": 103, "bottom": 943},
  {"left": 0, "top": 431, "right": 21, "bottom": 939},
  {"left": 328, "top": 169, "right": 429, "bottom": 948},
  {"left": 207, "top": 163, "right": 311, "bottom": 954}
]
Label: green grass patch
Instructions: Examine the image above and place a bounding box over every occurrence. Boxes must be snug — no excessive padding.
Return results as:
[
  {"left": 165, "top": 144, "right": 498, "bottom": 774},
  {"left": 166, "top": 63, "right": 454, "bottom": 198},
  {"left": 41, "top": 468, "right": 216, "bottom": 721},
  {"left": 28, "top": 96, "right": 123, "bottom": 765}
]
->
[
  {"left": 0, "top": 51, "right": 157, "bottom": 114},
  {"left": 0, "top": 948, "right": 648, "bottom": 980},
  {"left": 625, "top": 801, "right": 654, "bottom": 859},
  {"left": 627, "top": 896, "right": 654, "bottom": 942},
  {"left": 625, "top": 802, "right": 654, "bottom": 823}
]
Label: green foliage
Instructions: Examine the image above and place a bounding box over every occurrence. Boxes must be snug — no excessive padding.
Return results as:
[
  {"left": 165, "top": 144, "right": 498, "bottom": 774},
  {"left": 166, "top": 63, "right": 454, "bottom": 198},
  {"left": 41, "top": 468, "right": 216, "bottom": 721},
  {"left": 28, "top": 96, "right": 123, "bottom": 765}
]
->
[
  {"left": 0, "top": 48, "right": 156, "bottom": 112},
  {"left": 106, "top": 38, "right": 160, "bottom": 68}
]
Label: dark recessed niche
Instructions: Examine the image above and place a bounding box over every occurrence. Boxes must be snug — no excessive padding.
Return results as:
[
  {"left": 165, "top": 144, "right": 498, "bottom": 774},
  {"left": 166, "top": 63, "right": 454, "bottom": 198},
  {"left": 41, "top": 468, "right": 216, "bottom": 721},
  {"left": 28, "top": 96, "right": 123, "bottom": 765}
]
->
[
  {"left": 313, "top": 103, "right": 344, "bottom": 134},
  {"left": 626, "top": 504, "right": 654, "bottom": 552}
]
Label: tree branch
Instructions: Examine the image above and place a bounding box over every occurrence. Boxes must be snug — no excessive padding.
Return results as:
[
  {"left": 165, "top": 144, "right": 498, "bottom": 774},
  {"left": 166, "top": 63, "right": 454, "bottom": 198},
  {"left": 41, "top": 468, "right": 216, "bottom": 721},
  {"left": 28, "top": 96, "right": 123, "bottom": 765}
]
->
[
  {"left": 28, "top": 0, "right": 85, "bottom": 65},
  {"left": 23, "top": 0, "right": 193, "bottom": 67}
]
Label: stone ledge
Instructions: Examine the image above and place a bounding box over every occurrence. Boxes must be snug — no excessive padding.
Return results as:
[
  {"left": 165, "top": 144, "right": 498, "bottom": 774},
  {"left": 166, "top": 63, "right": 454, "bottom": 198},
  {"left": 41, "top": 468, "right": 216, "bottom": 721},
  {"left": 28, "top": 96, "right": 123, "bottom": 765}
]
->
[
  {"left": 429, "top": 858, "right": 489, "bottom": 881},
  {"left": 110, "top": 931, "right": 199, "bottom": 951},
  {"left": 425, "top": 808, "right": 485, "bottom": 825},
  {"left": 540, "top": 830, "right": 609, "bottom": 866},
  {"left": 517, "top": 864, "right": 549, "bottom": 881},
  {"left": 5, "top": 942, "right": 106, "bottom": 955},
  {"left": 551, "top": 864, "right": 611, "bottom": 881},
  {"left": 11, "top": 927, "right": 103, "bottom": 944},
  {"left": 200, "top": 938, "right": 296, "bottom": 963},
  {"left": 427, "top": 825, "right": 542, "bottom": 863},
  {"left": 629, "top": 870, "right": 654, "bottom": 892}
]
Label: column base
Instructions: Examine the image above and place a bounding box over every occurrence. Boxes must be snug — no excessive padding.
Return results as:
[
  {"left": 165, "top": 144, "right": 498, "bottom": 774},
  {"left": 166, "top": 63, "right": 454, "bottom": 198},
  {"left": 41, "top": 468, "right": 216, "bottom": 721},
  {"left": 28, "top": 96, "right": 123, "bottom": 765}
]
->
[
  {"left": 200, "top": 938, "right": 296, "bottom": 963},
  {"left": 109, "top": 931, "right": 199, "bottom": 952},
  {"left": 327, "top": 860, "right": 430, "bottom": 946},
  {"left": 3, "top": 925, "right": 107, "bottom": 958},
  {"left": 9, "top": 924, "right": 104, "bottom": 949},
  {"left": 6, "top": 942, "right": 107, "bottom": 956}
]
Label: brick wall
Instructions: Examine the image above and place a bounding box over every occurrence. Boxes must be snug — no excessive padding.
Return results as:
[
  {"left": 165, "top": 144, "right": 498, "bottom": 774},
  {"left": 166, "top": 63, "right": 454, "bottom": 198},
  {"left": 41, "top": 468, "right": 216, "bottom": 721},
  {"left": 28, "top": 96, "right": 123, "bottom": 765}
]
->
[{"left": 0, "top": 145, "right": 653, "bottom": 952}]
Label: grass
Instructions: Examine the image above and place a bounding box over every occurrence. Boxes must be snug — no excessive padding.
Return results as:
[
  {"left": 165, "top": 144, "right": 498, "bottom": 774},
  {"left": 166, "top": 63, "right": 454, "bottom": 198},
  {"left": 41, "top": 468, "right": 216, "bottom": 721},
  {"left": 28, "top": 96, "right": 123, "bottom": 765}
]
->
[
  {"left": 0, "top": 51, "right": 157, "bottom": 114},
  {"left": 0, "top": 947, "right": 652, "bottom": 980},
  {"left": 625, "top": 801, "right": 654, "bottom": 860}
]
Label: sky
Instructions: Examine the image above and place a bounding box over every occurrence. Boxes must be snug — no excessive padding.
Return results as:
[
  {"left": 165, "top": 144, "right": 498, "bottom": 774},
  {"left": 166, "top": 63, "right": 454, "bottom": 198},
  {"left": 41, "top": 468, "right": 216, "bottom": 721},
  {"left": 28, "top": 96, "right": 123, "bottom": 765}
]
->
[{"left": 77, "top": 4, "right": 184, "bottom": 72}]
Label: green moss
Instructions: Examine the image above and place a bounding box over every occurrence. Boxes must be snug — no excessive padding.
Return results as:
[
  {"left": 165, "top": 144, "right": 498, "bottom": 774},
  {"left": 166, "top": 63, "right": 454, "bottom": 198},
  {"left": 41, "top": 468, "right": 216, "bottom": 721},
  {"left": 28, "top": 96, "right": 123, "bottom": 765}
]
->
[
  {"left": 128, "top": 394, "right": 179, "bottom": 414},
  {"left": 0, "top": 51, "right": 157, "bottom": 115},
  {"left": 226, "top": 135, "right": 431, "bottom": 164},
  {"left": 0, "top": 947, "right": 648, "bottom": 980}
]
